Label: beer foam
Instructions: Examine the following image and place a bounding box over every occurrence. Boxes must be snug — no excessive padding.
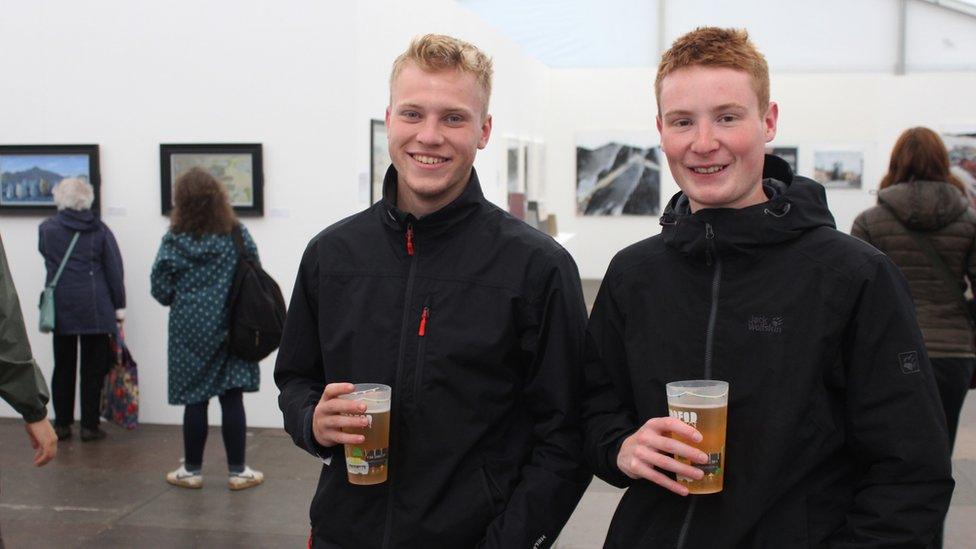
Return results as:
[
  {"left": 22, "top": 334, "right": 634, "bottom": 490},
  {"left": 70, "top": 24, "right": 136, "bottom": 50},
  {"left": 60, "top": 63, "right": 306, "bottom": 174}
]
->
[
  {"left": 363, "top": 401, "right": 391, "bottom": 413},
  {"left": 668, "top": 402, "right": 726, "bottom": 409}
]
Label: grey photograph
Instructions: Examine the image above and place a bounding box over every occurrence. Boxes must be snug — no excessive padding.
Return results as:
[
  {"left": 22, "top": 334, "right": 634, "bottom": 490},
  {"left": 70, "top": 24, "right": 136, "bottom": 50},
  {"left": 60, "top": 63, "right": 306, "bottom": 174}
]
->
[
  {"left": 813, "top": 150, "right": 863, "bottom": 189},
  {"left": 576, "top": 134, "right": 660, "bottom": 216}
]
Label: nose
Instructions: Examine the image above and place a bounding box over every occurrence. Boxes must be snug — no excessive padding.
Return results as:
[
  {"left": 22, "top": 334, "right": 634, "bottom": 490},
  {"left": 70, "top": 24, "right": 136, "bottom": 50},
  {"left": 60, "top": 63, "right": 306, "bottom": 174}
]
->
[
  {"left": 690, "top": 123, "right": 718, "bottom": 155},
  {"left": 416, "top": 118, "right": 444, "bottom": 147}
]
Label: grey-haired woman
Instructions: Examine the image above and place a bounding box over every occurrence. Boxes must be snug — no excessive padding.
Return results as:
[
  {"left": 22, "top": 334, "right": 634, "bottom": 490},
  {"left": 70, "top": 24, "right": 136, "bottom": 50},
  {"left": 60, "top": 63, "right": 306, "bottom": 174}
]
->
[{"left": 38, "top": 177, "right": 125, "bottom": 442}]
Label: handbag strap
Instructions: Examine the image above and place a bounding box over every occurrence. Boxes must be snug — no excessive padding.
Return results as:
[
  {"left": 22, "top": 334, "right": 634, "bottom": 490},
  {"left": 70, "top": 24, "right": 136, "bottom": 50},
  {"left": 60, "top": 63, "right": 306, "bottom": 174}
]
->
[
  {"left": 879, "top": 203, "right": 972, "bottom": 324},
  {"left": 49, "top": 232, "right": 80, "bottom": 289}
]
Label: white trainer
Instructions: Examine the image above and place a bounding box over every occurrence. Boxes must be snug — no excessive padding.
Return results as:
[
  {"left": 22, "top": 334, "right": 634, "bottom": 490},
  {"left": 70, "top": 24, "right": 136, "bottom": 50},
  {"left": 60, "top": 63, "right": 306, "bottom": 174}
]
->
[
  {"left": 228, "top": 466, "right": 264, "bottom": 491},
  {"left": 166, "top": 465, "right": 203, "bottom": 489}
]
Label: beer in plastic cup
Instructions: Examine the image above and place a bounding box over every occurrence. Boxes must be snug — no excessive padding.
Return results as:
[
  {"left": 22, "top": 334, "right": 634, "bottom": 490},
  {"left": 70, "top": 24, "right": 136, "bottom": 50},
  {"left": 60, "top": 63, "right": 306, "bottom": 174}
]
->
[
  {"left": 665, "top": 380, "right": 729, "bottom": 494},
  {"left": 339, "top": 383, "right": 392, "bottom": 485}
]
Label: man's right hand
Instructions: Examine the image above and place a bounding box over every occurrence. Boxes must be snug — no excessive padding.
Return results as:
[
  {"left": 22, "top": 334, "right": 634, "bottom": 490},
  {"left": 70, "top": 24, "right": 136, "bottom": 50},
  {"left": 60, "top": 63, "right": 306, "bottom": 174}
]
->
[
  {"left": 311, "top": 382, "right": 371, "bottom": 447},
  {"left": 25, "top": 419, "right": 58, "bottom": 467},
  {"left": 616, "top": 416, "right": 708, "bottom": 496}
]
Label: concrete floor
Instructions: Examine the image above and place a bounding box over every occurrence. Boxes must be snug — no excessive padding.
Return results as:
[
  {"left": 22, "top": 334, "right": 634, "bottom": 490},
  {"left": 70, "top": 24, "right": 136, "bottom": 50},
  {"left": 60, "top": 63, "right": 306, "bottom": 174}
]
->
[
  {"left": 1, "top": 397, "right": 974, "bottom": 548},
  {"left": 2, "top": 281, "right": 968, "bottom": 547}
]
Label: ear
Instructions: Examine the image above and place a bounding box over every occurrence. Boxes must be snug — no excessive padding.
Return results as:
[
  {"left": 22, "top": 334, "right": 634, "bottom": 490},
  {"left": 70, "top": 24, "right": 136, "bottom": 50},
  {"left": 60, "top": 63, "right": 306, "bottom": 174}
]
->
[
  {"left": 477, "top": 113, "right": 493, "bottom": 150},
  {"left": 656, "top": 114, "right": 663, "bottom": 134},
  {"left": 385, "top": 105, "right": 392, "bottom": 130},
  {"left": 763, "top": 102, "right": 779, "bottom": 143}
]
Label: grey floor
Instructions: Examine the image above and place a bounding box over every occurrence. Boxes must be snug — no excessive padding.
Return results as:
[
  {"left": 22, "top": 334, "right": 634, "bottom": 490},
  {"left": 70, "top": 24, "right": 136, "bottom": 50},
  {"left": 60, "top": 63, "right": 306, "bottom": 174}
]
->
[{"left": 1, "top": 394, "right": 974, "bottom": 548}]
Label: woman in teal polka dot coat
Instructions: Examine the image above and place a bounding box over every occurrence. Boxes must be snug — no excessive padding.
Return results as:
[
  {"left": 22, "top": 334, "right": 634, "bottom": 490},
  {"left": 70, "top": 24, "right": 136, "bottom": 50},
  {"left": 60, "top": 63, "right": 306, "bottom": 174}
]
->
[{"left": 150, "top": 168, "right": 264, "bottom": 490}]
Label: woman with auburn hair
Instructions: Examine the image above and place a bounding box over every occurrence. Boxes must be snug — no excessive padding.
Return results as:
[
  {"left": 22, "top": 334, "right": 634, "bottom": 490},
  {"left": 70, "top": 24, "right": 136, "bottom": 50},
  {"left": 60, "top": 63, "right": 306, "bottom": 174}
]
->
[
  {"left": 38, "top": 177, "right": 125, "bottom": 443},
  {"left": 151, "top": 167, "right": 264, "bottom": 491},
  {"left": 852, "top": 128, "right": 974, "bottom": 511}
]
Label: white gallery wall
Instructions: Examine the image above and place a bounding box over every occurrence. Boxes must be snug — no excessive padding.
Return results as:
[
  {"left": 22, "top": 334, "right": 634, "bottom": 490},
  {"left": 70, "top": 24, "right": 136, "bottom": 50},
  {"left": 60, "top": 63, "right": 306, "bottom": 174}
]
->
[
  {"left": 0, "top": 0, "right": 547, "bottom": 426},
  {"left": 551, "top": 69, "right": 976, "bottom": 278}
]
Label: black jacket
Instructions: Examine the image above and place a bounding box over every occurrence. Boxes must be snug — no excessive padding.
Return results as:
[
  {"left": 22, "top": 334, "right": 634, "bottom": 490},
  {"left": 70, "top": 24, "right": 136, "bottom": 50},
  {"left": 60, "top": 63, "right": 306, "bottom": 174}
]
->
[
  {"left": 275, "top": 167, "right": 591, "bottom": 548},
  {"left": 582, "top": 156, "right": 953, "bottom": 548}
]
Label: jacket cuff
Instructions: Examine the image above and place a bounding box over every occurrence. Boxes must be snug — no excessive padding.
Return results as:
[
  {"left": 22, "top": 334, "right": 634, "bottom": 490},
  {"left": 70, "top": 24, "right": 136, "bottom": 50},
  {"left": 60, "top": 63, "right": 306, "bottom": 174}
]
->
[
  {"left": 23, "top": 407, "right": 48, "bottom": 423},
  {"left": 303, "top": 406, "right": 333, "bottom": 465}
]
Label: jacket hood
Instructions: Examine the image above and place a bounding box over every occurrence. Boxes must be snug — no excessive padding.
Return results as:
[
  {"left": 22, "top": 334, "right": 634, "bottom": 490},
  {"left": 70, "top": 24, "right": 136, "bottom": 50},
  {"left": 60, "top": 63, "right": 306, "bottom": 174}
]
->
[
  {"left": 55, "top": 209, "right": 99, "bottom": 232},
  {"left": 164, "top": 231, "right": 231, "bottom": 263},
  {"left": 877, "top": 180, "right": 968, "bottom": 231},
  {"left": 660, "top": 154, "right": 836, "bottom": 260}
]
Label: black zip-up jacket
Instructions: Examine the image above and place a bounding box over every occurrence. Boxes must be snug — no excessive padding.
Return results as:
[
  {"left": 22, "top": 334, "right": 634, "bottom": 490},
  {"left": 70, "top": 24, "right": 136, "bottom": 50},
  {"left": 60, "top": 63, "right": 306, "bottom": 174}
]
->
[
  {"left": 582, "top": 156, "right": 953, "bottom": 548},
  {"left": 275, "top": 167, "right": 591, "bottom": 548}
]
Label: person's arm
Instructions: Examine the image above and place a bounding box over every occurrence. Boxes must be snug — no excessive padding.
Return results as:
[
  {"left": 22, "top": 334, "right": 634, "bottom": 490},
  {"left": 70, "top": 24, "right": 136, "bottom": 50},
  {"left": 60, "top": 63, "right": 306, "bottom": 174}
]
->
[
  {"left": 273, "top": 240, "right": 334, "bottom": 461},
  {"left": 149, "top": 234, "right": 178, "bottom": 306},
  {"left": 829, "top": 254, "right": 953, "bottom": 547},
  {"left": 0, "top": 235, "right": 57, "bottom": 466},
  {"left": 101, "top": 224, "right": 126, "bottom": 319},
  {"left": 481, "top": 249, "right": 592, "bottom": 549},
  {"left": 580, "top": 271, "right": 705, "bottom": 495}
]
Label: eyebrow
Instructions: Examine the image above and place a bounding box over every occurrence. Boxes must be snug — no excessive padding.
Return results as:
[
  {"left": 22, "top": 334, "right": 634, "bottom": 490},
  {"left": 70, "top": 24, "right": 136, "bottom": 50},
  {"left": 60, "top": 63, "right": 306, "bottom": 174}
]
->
[
  {"left": 396, "top": 103, "right": 474, "bottom": 116},
  {"left": 662, "top": 103, "right": 749, "bottom": 119}
]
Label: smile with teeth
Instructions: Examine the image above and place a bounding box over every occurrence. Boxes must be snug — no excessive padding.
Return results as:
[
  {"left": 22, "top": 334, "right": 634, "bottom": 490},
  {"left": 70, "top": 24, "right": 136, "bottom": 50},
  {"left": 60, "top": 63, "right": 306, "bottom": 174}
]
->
[
  {"left": 691, "top": 165, "right": 727, "bottom": 174},
  {"left": 411, "top": 153, "right": 448, "bottom": 166}
]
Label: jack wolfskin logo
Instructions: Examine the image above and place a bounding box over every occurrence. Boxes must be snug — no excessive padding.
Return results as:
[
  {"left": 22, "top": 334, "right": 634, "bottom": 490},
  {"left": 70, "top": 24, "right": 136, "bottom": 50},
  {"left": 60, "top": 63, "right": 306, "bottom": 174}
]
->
[
  {"left": 898, "top": 351, "right": 920, "bottom": 374},
  {"left": 747, "top": 316, "right": 784, "bottom": 334}
]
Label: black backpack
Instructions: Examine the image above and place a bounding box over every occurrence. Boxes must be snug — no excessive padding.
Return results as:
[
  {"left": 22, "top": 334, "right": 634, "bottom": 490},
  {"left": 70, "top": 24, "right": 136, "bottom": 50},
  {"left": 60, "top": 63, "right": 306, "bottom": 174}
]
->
[{"left": 227, "top": 224, "right": 287, "bottom": 361}]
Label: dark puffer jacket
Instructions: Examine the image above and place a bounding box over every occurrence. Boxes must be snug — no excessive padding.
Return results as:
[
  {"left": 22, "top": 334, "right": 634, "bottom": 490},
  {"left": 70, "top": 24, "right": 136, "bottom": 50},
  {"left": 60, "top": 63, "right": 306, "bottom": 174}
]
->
[
  {"left": 38, "top": 209, "right": 125, "bottom": 335},
  {"left": 852, "top": 181, "right": 976, "bottom": 357}
]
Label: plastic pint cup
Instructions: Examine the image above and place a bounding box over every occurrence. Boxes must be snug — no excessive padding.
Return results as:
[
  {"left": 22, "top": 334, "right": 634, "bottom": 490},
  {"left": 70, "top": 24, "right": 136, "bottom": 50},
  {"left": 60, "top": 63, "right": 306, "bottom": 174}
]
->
[
  {"left": 666, "top": 380, "right": 729, "bottom": 494},
  {"left": 339, "top": 384, "right": 392, "bottom": 485}
]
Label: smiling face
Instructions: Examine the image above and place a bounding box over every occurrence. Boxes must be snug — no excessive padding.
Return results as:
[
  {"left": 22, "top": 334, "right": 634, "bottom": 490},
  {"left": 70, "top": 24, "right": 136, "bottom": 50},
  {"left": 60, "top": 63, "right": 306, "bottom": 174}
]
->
[
  {"left": 386, "top": 62, "right": 492, "bottom": 217},
  {"left": 656, "top": 65, "right": 778, "bottom": 212}
]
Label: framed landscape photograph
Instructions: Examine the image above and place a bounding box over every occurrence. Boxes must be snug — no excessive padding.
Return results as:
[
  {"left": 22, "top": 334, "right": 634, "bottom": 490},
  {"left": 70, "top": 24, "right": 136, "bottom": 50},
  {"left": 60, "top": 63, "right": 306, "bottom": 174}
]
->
[
  {"left": 370, "top": 120, "right": 390, "bottom": 204},
  {"left": 813, "top": 150, "right": 863, "bottom": 189},
  {"left": 160, "top": 143, "right": 263, "bottom": 216},
  {"left": 0, "top": 145, "right": 100, "bottom": 213},
  {"left": 576, "top": 132, "right": 661, "bottom": 216}
]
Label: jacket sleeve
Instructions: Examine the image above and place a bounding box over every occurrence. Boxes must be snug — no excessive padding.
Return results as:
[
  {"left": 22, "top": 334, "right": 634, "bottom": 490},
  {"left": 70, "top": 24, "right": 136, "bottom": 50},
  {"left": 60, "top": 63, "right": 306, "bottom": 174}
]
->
[
  {"left": 829, "top": 254, "right": 953, "bottom": 547},
  {"left": 101, "top": 224, "right": 126, "bottom": 310},
  {"left": 0, "top": 235, "right": 51, "bottom": 423},
  {"left": 579, "top": 271, "right": 640, "bottom": 489},
  {"left": 150, "top": 234, "right": 178, "bottom": 306},
  {"left": 274, "top": 240, "right": 333, "bottom": 461},
  {"left": 482, "top": 248, "right": 592, "bottom": 549}
]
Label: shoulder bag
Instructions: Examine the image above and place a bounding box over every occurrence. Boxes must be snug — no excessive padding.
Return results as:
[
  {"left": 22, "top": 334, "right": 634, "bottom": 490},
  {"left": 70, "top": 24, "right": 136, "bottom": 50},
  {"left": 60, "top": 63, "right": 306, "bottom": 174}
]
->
[{"left": 38, "top": 232, "right": 80, "bottom": 333}]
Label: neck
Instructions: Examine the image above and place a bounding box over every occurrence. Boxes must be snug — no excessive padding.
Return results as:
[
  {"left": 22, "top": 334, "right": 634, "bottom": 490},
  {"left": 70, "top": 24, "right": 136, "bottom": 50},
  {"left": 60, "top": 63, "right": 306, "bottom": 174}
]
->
[{"left": 396, "top": 174, "right": 471, "bottom": 219}]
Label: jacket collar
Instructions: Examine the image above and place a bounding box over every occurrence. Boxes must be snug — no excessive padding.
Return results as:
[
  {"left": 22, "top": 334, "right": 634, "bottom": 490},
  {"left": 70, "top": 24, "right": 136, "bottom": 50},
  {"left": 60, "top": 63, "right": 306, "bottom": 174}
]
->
[
  {"left": 660, "top": 154, "right": 836, "bottom": 261},
  {"left": 378, "top": 164, "right": 485, "bottom": 234}
]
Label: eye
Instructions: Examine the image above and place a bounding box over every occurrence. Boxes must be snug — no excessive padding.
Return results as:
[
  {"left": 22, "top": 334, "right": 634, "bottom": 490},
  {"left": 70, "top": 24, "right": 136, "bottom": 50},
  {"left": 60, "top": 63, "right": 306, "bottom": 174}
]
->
[
  {"left": 400, "top": 110, "right": 421, "bottom": 120},
  {"left": 670, "top": 118, "right": 692, "bottom": 128},
  {"left": 718, "top": 114, "right": 738, "bottom": 124},
  {"left": 444, "top": 114, "right": 465, "bottom": 124}
]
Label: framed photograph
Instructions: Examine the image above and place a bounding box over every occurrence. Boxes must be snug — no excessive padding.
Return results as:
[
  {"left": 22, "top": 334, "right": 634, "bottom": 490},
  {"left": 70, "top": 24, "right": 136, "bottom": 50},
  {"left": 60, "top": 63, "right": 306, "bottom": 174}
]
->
[
  {"left": 370, "top": 120, "right": 390, "bottom": 204},
  {"left": 577, "top": 132, "right": 660, "bottom": 216},
  {"left": 0, "top": 145, "right": 100, "bottom": 213},
  {"left": 813, "top": 150, "right": 863, "bottom": 189},
  {"left": 160, "top": 143, "right": 263, "bottom": 216},
  {"left": 942, "top": 132, "right": 976, "bottom": 196}
]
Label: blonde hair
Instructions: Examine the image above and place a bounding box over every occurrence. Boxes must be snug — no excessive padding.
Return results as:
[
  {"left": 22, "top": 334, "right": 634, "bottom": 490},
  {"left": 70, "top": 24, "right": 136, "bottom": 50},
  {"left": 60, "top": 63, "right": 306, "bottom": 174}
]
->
[
  {"left": 656, "top": 27, "right": 770, "bottom": 114},
  {"left": 389, "top": 33, "right": 493, "bottom": 117},
  {"left": 52, "top": 177, "right": 94, "bottom": 211}
]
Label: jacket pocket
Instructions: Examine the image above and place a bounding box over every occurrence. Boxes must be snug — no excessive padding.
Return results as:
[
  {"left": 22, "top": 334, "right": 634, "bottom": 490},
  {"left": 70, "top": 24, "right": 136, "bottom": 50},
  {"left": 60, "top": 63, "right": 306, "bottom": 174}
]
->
[
  {"left": 413, "top": 297, "right": 431, "bottom": 404},
  {"left": 480, "top": 457, "right": 519, "bottom": 518}
]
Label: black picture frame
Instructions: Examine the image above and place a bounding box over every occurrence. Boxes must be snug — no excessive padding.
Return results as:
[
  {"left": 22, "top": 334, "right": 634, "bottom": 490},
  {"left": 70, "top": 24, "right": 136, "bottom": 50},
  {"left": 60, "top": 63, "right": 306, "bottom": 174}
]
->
[
  {"left": 160, "top": 143, "right": 264, "bottom": 216},
  {"left": 370, "top": 120, "right": 389, "bottom": 204},
  {"left": 0, "top": 144, "right": 100, "bottom": 214}
]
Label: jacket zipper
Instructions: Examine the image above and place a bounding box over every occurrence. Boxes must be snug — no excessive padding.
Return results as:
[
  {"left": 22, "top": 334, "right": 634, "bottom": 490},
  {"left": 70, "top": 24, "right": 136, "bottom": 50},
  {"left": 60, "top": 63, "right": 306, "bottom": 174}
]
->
[
  {"left": 414, "top": 304, "right": 430, "bottom": 402},
  {"left": 676, "top": 222, "right": 722, "bottom": 549},
  {"left": 383, "top": 222, "right": 419, "bottom": 549}
]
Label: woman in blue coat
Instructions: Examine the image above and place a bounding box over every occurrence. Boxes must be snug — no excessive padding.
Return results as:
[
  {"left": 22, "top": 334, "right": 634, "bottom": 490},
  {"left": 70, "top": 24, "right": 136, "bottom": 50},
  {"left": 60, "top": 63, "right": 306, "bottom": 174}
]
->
[
  {"left": 38, "top": 177, "right": 125, "bottom": 442},
  {"left": 150, "top": 168, "right": 263, "bottom": 491}
]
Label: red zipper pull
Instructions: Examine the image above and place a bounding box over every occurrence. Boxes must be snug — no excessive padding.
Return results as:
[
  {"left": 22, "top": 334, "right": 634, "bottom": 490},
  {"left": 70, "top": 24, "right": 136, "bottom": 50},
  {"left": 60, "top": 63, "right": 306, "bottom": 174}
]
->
[
  {"left": 406, "top": 224, "right": 415, "bottom": 256},
  {"left": 418, "top": 306, "right": 429, "bottom": 336}
]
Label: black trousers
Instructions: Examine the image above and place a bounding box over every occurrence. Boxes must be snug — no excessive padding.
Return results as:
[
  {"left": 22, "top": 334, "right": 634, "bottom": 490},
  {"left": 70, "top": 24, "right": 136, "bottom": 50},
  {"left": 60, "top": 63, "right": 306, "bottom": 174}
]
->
[
  {"left": 52, "top": 333, "right": 112, "bottom": 430},
  {"left": 183, "top": 388, "right": 247, "bottom": 472}
]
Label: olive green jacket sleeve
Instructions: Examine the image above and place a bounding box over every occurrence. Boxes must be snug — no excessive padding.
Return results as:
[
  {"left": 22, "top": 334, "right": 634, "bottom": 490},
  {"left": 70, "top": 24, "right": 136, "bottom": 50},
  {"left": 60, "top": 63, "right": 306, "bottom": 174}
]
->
[{"left": 0, "top": 234, "right": 50, "bottom": 423}]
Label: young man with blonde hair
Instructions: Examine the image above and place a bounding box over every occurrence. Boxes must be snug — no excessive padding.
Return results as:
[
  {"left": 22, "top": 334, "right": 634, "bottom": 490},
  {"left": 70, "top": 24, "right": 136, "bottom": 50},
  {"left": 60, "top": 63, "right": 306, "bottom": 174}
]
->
[
  {"left": 276, "top": 34, "right": 590, "bottom": 548},
  {"left": 581, "top": 27, "right": 953, "bottom": 547}
]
